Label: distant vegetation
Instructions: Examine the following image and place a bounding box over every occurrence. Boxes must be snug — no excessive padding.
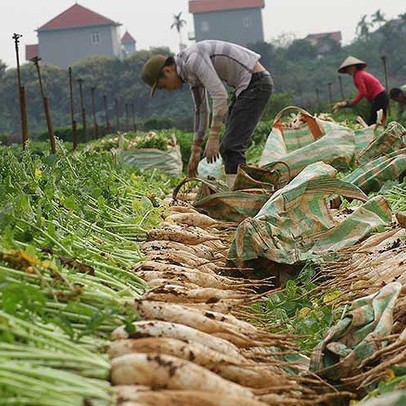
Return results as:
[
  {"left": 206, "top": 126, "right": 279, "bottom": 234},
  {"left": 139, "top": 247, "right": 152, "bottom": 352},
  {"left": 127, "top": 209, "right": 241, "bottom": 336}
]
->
[{"left": 0, "top": 11, "right": 405, "bottom": 141}]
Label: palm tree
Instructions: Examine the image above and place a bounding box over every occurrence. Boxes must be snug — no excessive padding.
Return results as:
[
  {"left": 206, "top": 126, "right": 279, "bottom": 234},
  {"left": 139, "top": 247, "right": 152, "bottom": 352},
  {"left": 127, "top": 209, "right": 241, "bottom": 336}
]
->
[
  {"left": 371, "top": 9, "right": 386, "bottom": 29},
  {"left": 356, "top": 14, "right": 371, "bottom": 39},
  {"left": 171, "top": 12, "right": 187, "bottom": 51}
]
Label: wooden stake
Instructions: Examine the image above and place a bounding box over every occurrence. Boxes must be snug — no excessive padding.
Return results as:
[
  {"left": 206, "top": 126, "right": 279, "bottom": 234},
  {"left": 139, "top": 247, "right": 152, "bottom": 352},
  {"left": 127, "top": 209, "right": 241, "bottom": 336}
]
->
[
  {"left": 77, "top": 78, "right": 87, "bottom": 142},
  {"left": 13, "top": 33, "right": 28, "bottom": 148},
  {"left": 68, "top": 67, "right": 78, "bottom": 151},
  {"left": 103, "top": 94, "right": 111, "bottom": 133},
  {"left": 31, "top": 56, "right": 56, "bottom": 154},
  {"left": 381, "top": 55, "right": 391, "bottom": 116},
  {"left": 91, "top": 87, "right": 99, "bottom": 139}
]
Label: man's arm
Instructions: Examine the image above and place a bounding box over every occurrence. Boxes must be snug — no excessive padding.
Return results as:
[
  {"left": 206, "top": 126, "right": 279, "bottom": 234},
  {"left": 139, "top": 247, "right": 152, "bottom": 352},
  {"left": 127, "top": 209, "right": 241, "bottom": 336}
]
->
[
  {"left": 187, "top": 53, "right": 229, "bottom": 131},
  {"left": 191, "top": 85, "right": 209, "bottom": 143},
  {"left": 187, "top": 86, "right": 209, "bottom": 177}
]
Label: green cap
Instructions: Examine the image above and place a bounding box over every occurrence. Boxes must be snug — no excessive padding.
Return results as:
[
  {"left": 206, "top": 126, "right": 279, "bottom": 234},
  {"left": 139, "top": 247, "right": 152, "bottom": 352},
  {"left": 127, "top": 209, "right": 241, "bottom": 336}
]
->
[{"left": 141, "top": 55, "right": 167, "bottom": 97}]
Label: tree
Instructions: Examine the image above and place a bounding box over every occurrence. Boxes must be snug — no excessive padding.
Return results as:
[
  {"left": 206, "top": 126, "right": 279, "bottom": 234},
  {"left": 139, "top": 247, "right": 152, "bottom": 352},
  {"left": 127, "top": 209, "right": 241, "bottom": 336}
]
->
[
  {"left": 286, "top": 39, "right": 317, "bottom": 61},
  {"left": 356, "top": 15, "right": 371, "bottom": 40},
  {"left": 371, "top": 9, "right": 386, "bottom": 28},
  {"left": 0, "top": 60, "right": 6, "bottom": 79},
  {"left": 171, "top": 12, "right": 187, "bottom": 52}
]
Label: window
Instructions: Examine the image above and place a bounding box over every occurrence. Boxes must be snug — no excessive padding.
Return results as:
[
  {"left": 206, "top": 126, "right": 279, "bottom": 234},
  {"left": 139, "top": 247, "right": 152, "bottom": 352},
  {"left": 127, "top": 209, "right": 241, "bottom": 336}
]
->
[
  {"left": 243, "top": 16, "right": 253, "bottom": 28},
  {"left": 200, "top": 21, "right": 209, "bottom": 32},
  {"left": 92, "top": 32, "right": 100, "bottom": 44}
]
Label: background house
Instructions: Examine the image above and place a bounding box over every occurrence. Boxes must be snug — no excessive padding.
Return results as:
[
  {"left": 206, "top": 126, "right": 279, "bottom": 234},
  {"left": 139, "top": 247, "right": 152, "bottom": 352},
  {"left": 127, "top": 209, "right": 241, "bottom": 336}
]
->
[
  {"left": 25, "top": 3, "right": 135, "bottom": 68},
  {"left": 189, "top": 0, "right": 265, "bottom": 46},
  {"left": 121, "top": 31, "right": 136, "bottom": 57},
  {"left": 305, "top": 31, "right": 342, "bottom": 56}
]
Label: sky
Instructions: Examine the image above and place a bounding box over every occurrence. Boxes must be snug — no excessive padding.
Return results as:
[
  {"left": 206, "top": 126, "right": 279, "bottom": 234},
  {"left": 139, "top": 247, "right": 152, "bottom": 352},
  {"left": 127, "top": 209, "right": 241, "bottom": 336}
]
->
[{"left": 1, "top": 0, "right": 405, "bottom": 68}]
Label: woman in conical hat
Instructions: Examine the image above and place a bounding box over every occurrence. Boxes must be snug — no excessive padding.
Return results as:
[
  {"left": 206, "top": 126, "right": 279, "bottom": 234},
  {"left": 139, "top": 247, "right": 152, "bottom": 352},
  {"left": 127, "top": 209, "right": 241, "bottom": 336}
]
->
[{"left": 333, "top": 56, "right": 389, "bottom": 126}]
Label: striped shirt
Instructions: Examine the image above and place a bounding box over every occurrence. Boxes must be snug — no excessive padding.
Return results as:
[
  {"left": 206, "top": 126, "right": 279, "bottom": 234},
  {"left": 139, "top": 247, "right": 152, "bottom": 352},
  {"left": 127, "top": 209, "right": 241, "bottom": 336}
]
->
[{"left": 174, "top": 40, "right": 261, "bottom": 141}]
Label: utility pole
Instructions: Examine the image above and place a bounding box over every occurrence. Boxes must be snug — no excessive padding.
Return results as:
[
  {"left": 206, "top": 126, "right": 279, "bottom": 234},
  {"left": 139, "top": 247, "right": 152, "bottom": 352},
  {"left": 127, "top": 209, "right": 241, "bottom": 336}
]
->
[
  {"left": 31, "top": 56, "right": 56, "bottom": 154},
  {"left": 91, "top": 87, "right": 99, "bottom": 139},
  {"left": 77, "top": 78, "right": 87, "bottom": 142},
  {"left": 68, "top": 67, "right": 78, "bottom": 151},
  {"left": 13, "top": 33, "right": 28, "bottom": 149}
]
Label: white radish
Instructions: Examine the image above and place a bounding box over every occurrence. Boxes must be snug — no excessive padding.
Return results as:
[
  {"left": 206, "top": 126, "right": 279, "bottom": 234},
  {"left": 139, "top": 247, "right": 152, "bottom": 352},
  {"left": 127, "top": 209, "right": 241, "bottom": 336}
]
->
[
  {"left": 141, "top": 277, "right": 200, "bottom": 289},
  {"left": 141, "top": 240, "right": 225, "bottom": 261},
  {"left": 145, "top": 252, "right": 221, "bottom": 272},
  {"left": 165, "top": 212, "right": 220, "bottom": 228},
  {"left": 144, "top": 284, "right": 247, "bottom": 303},
  {"left": 135, "top": 270, "right": 250, "bottom": 290},
  {"left": 132, "top": 260, "right": 217, "bottom": 276},
  {"left": 132, "top": 301, "right": 261, "bottom": 344},
  {"left": 111, "top": 352, "right": 256, "bottom": 399},
  {"left": 111, "top": 320, "right": 242, "bottom": 360},
  {"left": 108, "top": 337, "right": 247, "bottom": 365},
  {"left": 147, "top": 223, "right": 221, "bottom": 245},
  {"left": 115, "top": 386, "right": 269, "bottom": 406},
  {"left": 168, "top": 205, "right": 200, "bottom": 214},
  {"left": 109, "top": 338, "right": 288, "bottom": 389}
]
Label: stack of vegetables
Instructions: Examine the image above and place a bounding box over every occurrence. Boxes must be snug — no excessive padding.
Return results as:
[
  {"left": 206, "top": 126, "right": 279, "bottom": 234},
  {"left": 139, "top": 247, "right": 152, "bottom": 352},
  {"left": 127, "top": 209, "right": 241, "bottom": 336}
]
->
[
  {"left": 109, "top": 202, "right": 342, "bottom": 405},
  {"left": 0, "top": 142, "right": 172, "bottom": 405},
  {"left": 86, "top": 131, "right": 176, "bottom": 152}
]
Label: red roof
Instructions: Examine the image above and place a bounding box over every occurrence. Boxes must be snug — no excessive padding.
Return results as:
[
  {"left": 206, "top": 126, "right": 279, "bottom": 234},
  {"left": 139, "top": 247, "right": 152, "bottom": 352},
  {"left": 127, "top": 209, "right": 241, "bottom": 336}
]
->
[
  {"left": 306, "top": 31, "right": 342, "bottom": 42},
  {"left": 121, "top": 31, "right": 135, "bottom": 44},
  {"left": 25, "top": 44, "right": 39, "bottom": 61},
  {"left": 38, "top": 3, "right": 120, "bottom": 31},
  {"left": 189, "top": 0, "right": 265, "bottom": 13}
]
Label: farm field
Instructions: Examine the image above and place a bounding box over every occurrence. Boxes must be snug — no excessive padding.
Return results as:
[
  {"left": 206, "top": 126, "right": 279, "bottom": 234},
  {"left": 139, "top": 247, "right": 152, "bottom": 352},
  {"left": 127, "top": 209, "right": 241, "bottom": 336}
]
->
[{"left": 0, "top": 112, "right": 405, "bottom": 406}]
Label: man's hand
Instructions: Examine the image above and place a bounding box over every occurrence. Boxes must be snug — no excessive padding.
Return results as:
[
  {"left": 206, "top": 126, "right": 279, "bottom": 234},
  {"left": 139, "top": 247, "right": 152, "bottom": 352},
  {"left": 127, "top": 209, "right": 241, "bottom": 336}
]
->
[
  {"left": 188, "top": 144, "right": 201, "bottom": 177},
  {"left": 204, "top": 129, "right": 220, "bottom": 164},
  {"left": 332, "top": 100, "right": 351, "bottom": 112}
]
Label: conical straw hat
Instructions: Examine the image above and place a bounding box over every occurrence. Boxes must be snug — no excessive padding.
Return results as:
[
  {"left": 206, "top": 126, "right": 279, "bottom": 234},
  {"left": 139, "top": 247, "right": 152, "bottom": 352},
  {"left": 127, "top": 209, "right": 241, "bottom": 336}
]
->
[{"left": 338, "top": 56, "right": 367, "bottom": 73}]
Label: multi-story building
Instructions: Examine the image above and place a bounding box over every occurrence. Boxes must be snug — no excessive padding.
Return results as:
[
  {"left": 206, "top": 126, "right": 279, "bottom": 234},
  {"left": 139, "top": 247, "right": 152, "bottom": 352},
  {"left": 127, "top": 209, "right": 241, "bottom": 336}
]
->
[
  {"left": 25, "top": 3, "right": 135, "bottom": 68},
  {"left": 189, "top": 0, "right": 265, "bottom": 46}
]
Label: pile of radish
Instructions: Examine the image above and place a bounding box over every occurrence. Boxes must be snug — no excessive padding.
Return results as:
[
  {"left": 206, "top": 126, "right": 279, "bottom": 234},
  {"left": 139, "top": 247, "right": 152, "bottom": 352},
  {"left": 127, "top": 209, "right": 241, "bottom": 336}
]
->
[{"left": 108, "top": 204, "right": 333, "bottom": 405}]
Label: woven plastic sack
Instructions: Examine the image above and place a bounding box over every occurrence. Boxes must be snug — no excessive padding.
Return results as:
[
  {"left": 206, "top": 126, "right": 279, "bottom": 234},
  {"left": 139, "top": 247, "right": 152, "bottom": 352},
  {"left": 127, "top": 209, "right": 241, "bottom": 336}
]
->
[
  {"left": 358, "top": 390, "right": 406, "bottom": 406},
  {"left": 356, "top": 121, "right": 406, "bottom": 165},
  {"left": 232, "top": 163, "right": 287, "bottom": 191},
  {"left": 116, "top": 134, "right": 183, "bottom": 176},
  {"left": 172, "top": 176, "right": 273, "bottom": 222},
  {"left": 345, "top": 148, "right": 406, "bottom": 194},
  {"left": 310, "top": 282, "right": 402, "bottom": 382},
  {"left": 194, "top": 189, "right": 273, "bottom": 222},
  {"left": 353, "top": 125, "right": 384, "bottom": 154},
  {"left": 229, "top": 162, "right": 392, "bottom": 266},
  {"left": 259, "top": 106, "right": 356, "bottom": 179}
]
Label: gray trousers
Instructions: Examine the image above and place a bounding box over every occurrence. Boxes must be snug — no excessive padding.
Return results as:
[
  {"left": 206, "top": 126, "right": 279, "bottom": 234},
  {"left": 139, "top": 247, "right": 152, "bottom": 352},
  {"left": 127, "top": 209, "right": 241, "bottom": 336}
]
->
[{"left": 220, "top": 72, "right": 273, "bottom": 174}]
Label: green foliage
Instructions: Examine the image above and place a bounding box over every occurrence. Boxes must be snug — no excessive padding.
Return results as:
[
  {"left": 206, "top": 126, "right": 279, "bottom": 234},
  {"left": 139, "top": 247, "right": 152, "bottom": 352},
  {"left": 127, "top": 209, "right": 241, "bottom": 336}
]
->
[
  {"left": 254, "top": 263, "right": 343, "bottom": 352},
  {"left": 285, "top": 39, "right": 317, "bottom": 61},
  {"left": 140, "top": 116, "right": 175, "bottom": 131},
  {"left": 0, "top": 14, "right": 405, "bottom": 140}
]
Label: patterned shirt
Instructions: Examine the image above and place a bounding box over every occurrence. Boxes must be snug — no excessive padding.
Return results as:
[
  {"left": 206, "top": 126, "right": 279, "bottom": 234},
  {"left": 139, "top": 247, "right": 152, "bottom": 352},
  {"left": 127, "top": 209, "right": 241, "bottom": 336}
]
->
[{"left": 174, "top": 40, "right": 261, "bottom": 141}]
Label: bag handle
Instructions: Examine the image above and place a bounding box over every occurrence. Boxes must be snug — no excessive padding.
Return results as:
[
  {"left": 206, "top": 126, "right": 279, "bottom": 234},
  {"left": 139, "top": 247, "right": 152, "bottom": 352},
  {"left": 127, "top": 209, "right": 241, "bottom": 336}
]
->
[
  {"left": 172, "top": 176, "right": 228, "bottom": 200},
  {"left": 273, "top": 105, "right": 324, "bottom": 140}
]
